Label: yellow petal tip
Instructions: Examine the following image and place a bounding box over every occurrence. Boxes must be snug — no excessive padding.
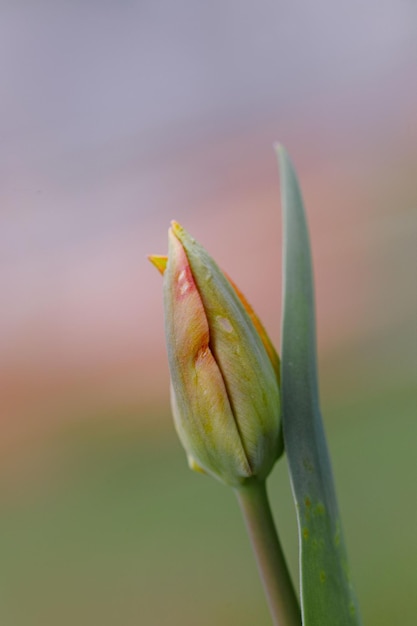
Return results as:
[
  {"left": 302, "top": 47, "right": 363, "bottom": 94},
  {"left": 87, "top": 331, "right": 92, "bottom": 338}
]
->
[
  {"left": 170, "top": 220, "right": 186, "bottom": 237},
  {"left": 187, "top": 455, "right": 207, "bottom": 474},
  {"left": 148, "top": 255, "right": 168, "bottom": 275}
]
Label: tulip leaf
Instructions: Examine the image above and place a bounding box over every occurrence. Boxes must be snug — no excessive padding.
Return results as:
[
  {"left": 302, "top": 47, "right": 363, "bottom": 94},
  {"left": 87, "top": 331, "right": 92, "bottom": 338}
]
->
[{"left": 276, "top": 146, "right": 362, "bottom": 626}]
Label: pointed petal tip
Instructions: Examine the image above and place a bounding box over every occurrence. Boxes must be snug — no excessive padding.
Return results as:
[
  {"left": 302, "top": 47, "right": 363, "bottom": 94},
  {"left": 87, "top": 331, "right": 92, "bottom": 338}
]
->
[
  {"left": 148, "top": 255, "right": 168, "bottom": 275},
  {"left": 170, "top": 220, "right": 193, "bottom": 250},
  {"left": 170, "top": 220, "right": 183, "bottom": 236},
  {"left": 187, "top": 455, "right": 207, "bottom": 475}
]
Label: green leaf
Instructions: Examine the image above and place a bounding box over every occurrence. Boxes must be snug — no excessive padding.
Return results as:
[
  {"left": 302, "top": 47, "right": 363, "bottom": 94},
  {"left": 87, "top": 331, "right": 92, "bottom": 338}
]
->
[{"left": 276, "top": 145, "right": 362, "bottom": 626}]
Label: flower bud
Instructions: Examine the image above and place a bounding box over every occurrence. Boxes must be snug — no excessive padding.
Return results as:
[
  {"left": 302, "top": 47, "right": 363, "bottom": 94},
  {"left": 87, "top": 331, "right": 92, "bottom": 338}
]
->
[{"left": 149, "top": 222, "right": 282, "bottom": 486}]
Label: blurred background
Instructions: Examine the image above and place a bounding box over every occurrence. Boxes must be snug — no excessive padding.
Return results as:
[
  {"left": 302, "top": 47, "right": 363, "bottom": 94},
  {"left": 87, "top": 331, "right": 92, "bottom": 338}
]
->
[{"left": 1, "top": 2, "right": 416, "bottom": 624}]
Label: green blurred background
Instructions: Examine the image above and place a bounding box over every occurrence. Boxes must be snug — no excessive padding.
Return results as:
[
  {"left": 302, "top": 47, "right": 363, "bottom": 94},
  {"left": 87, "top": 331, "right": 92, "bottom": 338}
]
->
[{"left": 1, "top": 2, "right": 416, "bottom": 625}]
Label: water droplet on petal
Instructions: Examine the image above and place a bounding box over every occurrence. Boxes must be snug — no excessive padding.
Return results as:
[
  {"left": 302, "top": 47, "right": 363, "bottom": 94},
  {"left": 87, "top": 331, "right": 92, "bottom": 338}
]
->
[{"left": 217, "top": 316, "right": 234, "bottom": 333}]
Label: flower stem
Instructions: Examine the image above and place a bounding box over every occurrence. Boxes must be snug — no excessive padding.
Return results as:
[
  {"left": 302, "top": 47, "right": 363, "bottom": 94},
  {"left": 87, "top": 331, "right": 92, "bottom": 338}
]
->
[{"left": 235, "top": 478, "right": 301, "bottom": 626}]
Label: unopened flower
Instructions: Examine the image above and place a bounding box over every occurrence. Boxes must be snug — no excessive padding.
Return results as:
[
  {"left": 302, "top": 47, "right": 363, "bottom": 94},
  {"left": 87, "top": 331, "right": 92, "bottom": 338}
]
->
[{"left": 149, "top": 222, "right": 282, "bottom": 486}]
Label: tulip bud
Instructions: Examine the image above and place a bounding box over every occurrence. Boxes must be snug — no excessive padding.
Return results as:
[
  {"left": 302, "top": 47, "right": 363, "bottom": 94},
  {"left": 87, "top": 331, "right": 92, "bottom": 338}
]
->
[{"left": 149, "top": 222, "right": 282, "bottom": 486}]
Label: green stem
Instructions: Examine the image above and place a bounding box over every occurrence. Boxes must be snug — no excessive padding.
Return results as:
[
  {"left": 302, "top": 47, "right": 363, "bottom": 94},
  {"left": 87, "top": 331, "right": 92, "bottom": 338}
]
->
[{"left": 235, "top": 479, "right": 301, "bottom": 626}]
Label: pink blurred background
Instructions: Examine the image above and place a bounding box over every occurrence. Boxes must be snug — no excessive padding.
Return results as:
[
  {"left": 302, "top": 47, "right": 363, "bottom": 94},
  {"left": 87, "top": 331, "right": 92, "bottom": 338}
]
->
[
  {"left": 2, "top": 2, "right": 416, "bottom": 466},
  {"left": 1, "top": 3, "right": 416, "bottom": 624}
]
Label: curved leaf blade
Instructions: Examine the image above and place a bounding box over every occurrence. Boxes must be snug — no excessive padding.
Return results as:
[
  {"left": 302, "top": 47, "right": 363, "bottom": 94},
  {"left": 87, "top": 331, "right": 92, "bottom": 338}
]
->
[{"left": 276, "top": 145, "right": 362, "bottom": 626}]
